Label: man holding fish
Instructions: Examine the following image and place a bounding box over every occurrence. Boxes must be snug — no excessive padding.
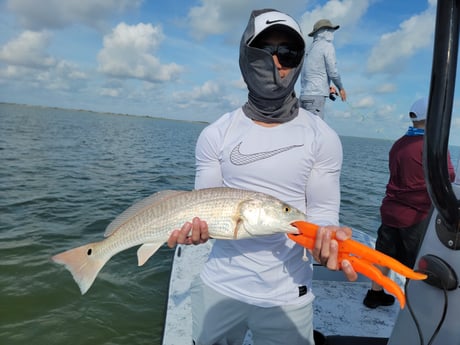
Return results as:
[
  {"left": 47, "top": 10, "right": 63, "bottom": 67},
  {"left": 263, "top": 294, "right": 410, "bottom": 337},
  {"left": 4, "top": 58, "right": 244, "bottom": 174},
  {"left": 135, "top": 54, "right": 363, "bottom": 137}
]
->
[
  {"left": 167, "top": 9, "right": 357, "bottom": 345},
  {"left": 52, "top": 8, "right": 357, "bottom": 345}
]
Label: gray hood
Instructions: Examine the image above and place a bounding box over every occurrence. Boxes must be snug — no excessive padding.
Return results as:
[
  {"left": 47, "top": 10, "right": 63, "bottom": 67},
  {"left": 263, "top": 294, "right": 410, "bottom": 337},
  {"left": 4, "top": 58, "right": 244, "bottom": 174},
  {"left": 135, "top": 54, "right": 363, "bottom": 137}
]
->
[{"left": 239, "top": 9, "right": 305, "bottom": 123}]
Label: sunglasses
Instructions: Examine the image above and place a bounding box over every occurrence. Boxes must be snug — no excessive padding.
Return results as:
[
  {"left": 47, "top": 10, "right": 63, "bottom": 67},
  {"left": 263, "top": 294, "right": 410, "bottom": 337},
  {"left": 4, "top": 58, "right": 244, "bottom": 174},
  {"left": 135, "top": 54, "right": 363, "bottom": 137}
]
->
[{"left": 259, "top": 44, "right": 304, "bottom": 68}]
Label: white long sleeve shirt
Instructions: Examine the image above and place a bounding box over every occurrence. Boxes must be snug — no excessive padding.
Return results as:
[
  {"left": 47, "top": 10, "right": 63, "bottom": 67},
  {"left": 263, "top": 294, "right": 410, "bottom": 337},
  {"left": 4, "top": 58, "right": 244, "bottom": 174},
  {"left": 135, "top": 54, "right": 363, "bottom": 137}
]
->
[
  {"left": 300, "top": 31, "right": 344, "bottom": 97},
  {"left": 195, "top": 108, "right": 342, "bottom": 307}
]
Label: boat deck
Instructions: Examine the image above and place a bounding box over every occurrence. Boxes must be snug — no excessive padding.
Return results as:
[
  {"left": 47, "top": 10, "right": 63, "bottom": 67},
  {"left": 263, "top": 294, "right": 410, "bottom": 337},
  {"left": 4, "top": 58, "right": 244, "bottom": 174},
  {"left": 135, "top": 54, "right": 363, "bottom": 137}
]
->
[{"left": 163, "top": 232, "right": 401, "bottom": 344}]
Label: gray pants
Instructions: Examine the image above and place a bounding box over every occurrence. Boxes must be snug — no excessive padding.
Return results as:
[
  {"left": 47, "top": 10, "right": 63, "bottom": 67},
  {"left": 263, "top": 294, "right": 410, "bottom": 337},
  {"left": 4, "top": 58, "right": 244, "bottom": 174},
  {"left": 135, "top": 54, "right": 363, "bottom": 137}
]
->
[
  {"left": 300, "top": 96, "right": 327, "bottom": 119},
  {"left": 191, "top": 276, "right": 315, "bottom": 345}
]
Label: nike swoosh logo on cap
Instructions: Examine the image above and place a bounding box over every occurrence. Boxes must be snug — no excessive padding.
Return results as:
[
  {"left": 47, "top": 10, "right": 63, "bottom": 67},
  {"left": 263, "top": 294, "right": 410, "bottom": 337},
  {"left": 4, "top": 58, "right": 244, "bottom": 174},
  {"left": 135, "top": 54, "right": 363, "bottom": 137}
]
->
[
  {"left": 230, "top": 142, "right": 303, "bottom": 166},
  {"left": 266, "top": 19, "right": 286, "bottom": 25}
]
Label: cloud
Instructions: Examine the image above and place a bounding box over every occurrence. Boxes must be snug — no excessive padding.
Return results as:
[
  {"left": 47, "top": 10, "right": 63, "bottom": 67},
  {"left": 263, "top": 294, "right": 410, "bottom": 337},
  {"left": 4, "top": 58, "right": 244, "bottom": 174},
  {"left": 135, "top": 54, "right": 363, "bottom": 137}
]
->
[
  {"left": 376, "top": 83, "right": 397, "bottom": 94},
  {"left": 367, "top": 6, "right": 436, "bottom": 74},
  {"left": 97, "top": 22, "right": 184, "bottom": 83},
  {"left": 99, "top": 87, "right": 120, "bottom": 97},
  {"left": 376, "top": 103, "right": 397, "bottom": 119},
  {"left": 0, "top": 29, "right": 88, "bottom": 92},
  {"left": 0, "top": 65, "right": 28, "bottom": 79},
  {"left": 232, "top": 77, "right": 247, "bottom": 90},
  {"left": 187, "top": 1, "right": 235, "bottom": 39},
  {"left": 300, "top": 0, "right": 370, "bottom": 41},
  {"left": 7, "top": 0, "right": 141, "bottom": 30},
  {"left": 0, "top": 59, "right": 87, "bottom": 93},
  {"left": 0, "top": 30, "right": 56, "bottom": 68},
  {"left": 173, "top": 80, "right": 222, "bottom": 103},
  {"left": 452, "top": 117, "right": 460, "bottom": 130},
  {"left": 353, "top": 96, "right": 374, "bottom": 108},
  {"left": 186, "top": 0, "right": 306, "bottom": 40},
  {"left": 55, "top": 60, "right": 87, "bottom": 80}
]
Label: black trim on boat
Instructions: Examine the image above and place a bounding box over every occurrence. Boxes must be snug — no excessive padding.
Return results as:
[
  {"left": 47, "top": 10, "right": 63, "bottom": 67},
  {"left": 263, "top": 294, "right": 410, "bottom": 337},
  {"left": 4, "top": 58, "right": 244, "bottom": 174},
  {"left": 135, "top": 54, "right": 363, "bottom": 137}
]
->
[
  {"left": 314, "top": 330, "right": 388, "bottom": 345},
  {"left": 425, "top": 0, "right": 460, "bottom": 249},
  {"left": 325, "top": 336, "right": 387, "bottom": 345}
]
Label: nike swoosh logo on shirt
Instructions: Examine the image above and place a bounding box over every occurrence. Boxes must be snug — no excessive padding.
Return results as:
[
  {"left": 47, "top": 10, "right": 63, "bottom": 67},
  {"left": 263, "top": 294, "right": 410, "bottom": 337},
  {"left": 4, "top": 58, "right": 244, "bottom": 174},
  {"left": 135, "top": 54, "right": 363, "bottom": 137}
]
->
[
  {"left": 266, "top": 19, "right": 286, "bottom": 25},
  {"left": 230, "top": 142, "right": 303, "bottom": 166}
]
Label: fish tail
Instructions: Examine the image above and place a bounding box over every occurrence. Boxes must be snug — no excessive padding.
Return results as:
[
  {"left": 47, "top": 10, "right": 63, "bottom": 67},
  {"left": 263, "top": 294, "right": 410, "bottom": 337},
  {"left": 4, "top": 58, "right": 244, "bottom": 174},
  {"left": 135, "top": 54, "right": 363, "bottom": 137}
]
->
[{"left": 52, "top": 242, "right": 108, "bottom": 295}]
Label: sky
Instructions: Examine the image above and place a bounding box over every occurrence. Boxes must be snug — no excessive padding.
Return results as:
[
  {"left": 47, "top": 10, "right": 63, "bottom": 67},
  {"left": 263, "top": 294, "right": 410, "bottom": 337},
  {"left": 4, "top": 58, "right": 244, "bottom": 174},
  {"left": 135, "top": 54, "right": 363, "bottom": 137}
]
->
[{"left": 1, "top": 0, "right": 459, "bottom": 146}]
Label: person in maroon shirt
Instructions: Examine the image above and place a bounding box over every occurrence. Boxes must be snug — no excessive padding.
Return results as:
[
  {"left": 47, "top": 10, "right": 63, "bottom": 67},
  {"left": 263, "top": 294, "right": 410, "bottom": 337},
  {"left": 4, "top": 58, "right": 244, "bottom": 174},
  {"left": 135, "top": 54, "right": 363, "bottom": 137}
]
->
[{"left": 363, "top": 97, "right": 456, "bottom": 309}]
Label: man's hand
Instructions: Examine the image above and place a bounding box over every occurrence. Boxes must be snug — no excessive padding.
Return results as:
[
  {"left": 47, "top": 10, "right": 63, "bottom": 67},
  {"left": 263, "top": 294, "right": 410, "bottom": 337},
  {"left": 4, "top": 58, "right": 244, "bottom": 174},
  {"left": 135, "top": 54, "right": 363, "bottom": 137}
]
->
[
  {"left": 167, "top": 217, "right": 209, "bottom": 248},
  {"left": 339, "top": 89, "right": 347, "bottom": 102},
  {"left": 329, "top": 86, "right": 338, "bottom": 101},
  {"left": 312, "top": 225, "right": 358, "bottom": 282}
]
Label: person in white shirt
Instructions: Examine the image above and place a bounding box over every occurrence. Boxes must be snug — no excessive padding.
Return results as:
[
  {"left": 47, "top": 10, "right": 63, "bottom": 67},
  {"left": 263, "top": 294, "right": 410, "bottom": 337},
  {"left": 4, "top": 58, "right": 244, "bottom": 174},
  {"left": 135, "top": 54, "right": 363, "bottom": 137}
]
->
[
  {"left": 300, "top": 19, "right": 347, "bottom": 119},
  {"left": 168, "top": 9, "right": 357, "bottom": 345}
]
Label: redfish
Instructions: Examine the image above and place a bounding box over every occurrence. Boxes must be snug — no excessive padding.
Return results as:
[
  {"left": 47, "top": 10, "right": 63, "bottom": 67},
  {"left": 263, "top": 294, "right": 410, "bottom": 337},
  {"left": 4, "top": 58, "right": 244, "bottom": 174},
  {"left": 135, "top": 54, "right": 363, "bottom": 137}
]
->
[{"left": 52, "top": 187, "right": 305, "bottom": 294}]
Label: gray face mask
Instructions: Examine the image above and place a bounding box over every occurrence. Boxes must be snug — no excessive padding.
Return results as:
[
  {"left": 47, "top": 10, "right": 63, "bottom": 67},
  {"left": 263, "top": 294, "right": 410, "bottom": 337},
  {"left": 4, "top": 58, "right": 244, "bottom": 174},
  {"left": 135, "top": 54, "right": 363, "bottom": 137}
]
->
[
  {"left": 239, "top": 9, "right": 305, "bottom": 123},
  {"left": 316, "top": 29, "right": 335, "bottom": 42}
]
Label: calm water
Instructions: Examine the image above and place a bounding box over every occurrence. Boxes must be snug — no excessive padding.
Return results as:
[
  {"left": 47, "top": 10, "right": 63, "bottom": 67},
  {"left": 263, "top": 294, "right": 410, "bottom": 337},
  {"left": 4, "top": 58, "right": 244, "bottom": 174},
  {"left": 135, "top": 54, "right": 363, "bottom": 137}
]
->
[{"left": 0, "top": 103, "right": 456, "bottom": 345}]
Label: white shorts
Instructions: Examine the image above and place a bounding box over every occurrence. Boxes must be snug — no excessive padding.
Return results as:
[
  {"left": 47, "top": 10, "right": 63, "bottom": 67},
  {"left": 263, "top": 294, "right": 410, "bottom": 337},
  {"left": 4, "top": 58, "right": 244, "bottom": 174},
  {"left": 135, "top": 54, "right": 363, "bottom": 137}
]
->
[{"left": 191, "top": 275, "right": 315, "bottom": 345}]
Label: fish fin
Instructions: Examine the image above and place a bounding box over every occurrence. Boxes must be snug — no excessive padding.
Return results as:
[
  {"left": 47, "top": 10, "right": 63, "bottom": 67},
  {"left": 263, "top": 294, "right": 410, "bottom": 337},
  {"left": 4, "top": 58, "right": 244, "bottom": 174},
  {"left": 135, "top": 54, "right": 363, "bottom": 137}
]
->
[
  {"left": 137, "top": 242, "right": 164, "bottom": 266},
  {"left": 104, "top": 190, "right": 187, "bottom": 237},
  {"left": 52, "top": 242, "right": 108, "bottom": 295}
]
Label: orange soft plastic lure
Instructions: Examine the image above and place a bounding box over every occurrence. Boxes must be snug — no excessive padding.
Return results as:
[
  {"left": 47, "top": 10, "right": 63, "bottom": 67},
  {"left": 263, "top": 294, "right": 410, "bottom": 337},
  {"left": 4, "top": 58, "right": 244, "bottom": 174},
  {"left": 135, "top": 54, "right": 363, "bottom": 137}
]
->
[{"left": 287, "top": 221, "right": 428, "bottom": 309}]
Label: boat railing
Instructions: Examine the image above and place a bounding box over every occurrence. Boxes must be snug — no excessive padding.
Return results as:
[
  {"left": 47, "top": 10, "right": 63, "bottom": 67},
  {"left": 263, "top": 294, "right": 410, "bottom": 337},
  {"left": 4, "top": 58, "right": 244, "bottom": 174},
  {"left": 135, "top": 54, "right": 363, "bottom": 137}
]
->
[{"left": 425, "top": 0, "right": 460, "bottom": 248}]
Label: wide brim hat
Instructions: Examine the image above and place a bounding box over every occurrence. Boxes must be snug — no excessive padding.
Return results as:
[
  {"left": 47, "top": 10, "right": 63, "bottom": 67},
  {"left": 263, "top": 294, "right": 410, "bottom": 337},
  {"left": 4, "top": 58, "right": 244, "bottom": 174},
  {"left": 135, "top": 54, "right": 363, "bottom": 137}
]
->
[{"left": 308, "top": 19, "right": 340, "bottom": 37}]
